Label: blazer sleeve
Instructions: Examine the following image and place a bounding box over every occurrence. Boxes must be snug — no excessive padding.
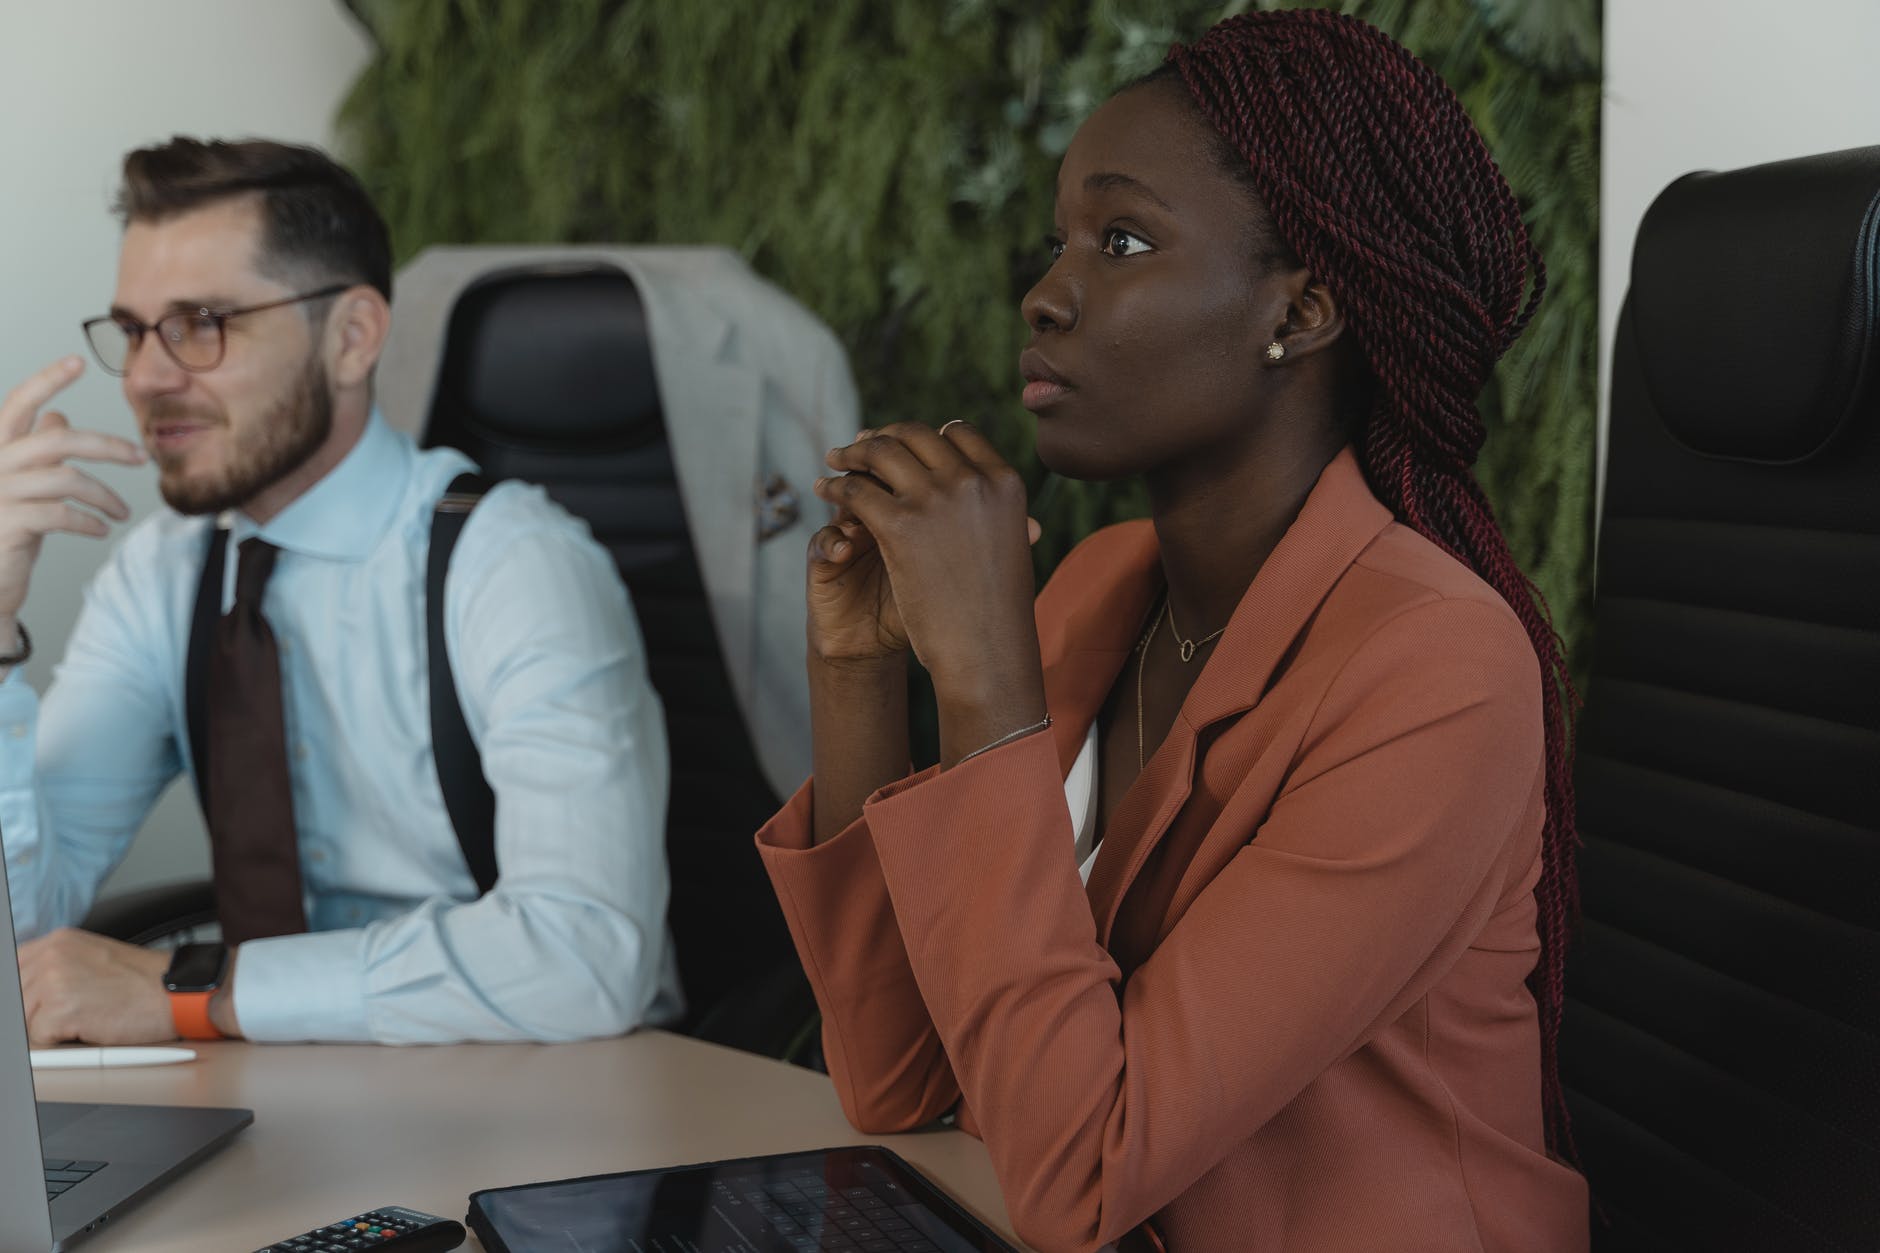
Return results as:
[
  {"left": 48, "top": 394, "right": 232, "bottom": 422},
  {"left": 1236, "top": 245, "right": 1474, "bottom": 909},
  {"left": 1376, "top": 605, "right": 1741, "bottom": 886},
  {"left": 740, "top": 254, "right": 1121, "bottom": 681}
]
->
[
  {"left": 859, "top": 596, "right": 1546, "bottom": 1252},
  {"left": 755, "top": 770, "right": 962, "bottom": 1133}
]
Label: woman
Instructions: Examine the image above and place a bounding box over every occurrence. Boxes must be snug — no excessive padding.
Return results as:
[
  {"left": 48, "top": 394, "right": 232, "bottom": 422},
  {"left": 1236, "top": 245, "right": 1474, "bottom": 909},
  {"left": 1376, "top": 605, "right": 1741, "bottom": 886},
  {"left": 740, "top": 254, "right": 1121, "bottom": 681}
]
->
[{"left": 756, "top": 11, "right": 1589, "bottom": 1252}]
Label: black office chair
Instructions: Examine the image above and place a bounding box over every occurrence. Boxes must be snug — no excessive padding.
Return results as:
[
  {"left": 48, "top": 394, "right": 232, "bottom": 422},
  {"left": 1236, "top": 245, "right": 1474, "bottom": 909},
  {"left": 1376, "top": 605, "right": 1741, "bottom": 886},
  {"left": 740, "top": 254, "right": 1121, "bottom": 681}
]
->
[
  {"left": 1560, "top": 147, "right": 1880, "bottom": 1251},
  {"left": 420, "top": 262, "right": 817, "bottom": 1062}
]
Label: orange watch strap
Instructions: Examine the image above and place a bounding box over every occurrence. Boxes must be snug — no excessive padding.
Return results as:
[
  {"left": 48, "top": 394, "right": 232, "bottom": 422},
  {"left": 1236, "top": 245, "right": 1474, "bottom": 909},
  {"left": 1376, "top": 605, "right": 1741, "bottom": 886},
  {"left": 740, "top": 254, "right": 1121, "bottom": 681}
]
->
[{"left": 169, "top": 990, "right": 222, "bottom": 1041}]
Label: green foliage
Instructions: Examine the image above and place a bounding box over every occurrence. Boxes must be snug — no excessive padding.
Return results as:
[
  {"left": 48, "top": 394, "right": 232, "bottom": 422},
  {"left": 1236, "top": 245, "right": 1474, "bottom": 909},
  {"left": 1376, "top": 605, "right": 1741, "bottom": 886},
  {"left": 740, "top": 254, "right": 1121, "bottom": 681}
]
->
[{"left": 339, "top": 0, "right": 1598, "bottom": 663}]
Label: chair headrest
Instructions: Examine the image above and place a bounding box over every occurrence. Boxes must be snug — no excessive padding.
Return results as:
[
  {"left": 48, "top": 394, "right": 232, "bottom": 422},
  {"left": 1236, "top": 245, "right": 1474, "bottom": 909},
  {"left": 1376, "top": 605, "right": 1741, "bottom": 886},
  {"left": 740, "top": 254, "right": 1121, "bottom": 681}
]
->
[
  {"left": 1630, "top": 145, "right": 1880, "bottom": 464},
  {"left": 431, "top": 263, "right": 661, "bottom": 447}
]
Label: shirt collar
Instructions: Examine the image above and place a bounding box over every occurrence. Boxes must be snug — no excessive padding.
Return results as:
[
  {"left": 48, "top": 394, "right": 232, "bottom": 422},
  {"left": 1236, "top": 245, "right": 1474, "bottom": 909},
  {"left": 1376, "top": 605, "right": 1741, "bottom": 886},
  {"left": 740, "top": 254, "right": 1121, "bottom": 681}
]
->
[{"left": 224, "top": 411, "right": 413, "bottom": 561}]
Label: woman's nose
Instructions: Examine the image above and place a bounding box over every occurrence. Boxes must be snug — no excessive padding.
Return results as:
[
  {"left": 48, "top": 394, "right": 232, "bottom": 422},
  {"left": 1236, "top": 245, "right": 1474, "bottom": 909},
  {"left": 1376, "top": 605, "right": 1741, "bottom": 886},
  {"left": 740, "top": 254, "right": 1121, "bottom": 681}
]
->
[{"left": 1021, "top": 259, "right": 1078, "bottom": 334}]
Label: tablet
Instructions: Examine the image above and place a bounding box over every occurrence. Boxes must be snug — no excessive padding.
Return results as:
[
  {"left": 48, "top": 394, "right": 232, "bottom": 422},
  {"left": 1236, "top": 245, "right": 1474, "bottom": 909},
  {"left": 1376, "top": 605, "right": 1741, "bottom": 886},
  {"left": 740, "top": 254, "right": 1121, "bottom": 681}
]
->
[{"left": 467, "top": 1144, "right": 1021, "bottom": 1252}]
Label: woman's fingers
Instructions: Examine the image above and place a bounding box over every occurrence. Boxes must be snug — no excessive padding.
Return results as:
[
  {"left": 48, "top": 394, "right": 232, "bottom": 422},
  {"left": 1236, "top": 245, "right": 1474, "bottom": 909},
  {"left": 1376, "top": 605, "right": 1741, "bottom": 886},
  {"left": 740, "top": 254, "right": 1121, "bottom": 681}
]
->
[
  {"left": 809, "top": 517, "right": 882, "bottom": 565},
  {"left": 934, "top": 418, "right": 1012, "bottom": 475},
  {"left": 808, "top": 523, "right": 851, "bottom": 565},
  {"left": 823, "top": 431, "right": 935, "bottom": 495}
]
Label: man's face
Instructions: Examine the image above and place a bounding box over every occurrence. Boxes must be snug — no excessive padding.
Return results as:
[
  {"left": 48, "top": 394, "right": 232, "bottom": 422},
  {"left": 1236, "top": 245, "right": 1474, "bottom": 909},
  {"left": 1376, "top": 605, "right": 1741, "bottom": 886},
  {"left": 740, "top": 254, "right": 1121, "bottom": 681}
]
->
[{"left": 112, "top": 196, "right": 332, "bottom": 516}]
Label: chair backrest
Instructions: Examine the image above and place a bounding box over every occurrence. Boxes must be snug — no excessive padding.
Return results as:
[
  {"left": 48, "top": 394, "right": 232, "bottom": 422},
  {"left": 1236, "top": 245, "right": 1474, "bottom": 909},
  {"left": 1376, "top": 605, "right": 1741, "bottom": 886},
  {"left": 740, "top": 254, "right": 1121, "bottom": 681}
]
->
[
  {"left": 1564, "top": 147, "right": 1880, "bottom": 1251},
  {"left": 421, "top": 261, "right": 812, "bottom": 1056}
]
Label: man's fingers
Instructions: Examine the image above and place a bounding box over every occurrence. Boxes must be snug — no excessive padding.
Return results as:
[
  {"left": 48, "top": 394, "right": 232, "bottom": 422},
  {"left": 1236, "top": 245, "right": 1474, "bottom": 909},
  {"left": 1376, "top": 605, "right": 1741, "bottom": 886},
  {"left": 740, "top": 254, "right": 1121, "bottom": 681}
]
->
[
  {"left": 0, "top": 425, "right": 146, "bottom": 473},
  {"left": 0, "top": 357, "right": 85, "bottom": 442},
  {"left": 0, "top": 501, "right": 113, "bottom": 541},
  {"left": 0, "top": 465, "right": 132, "bottom": 521},
  {"left": 1028, "top": 516, "right": 1042, "bottom": 545}
]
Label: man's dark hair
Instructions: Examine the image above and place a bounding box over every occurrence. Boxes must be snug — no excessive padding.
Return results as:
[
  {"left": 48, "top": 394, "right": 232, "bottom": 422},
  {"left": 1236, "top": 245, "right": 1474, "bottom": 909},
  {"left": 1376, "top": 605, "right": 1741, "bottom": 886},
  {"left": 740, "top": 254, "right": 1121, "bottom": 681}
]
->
[{"left": 114, "top": 137, "right": 392, "bottom": 302}]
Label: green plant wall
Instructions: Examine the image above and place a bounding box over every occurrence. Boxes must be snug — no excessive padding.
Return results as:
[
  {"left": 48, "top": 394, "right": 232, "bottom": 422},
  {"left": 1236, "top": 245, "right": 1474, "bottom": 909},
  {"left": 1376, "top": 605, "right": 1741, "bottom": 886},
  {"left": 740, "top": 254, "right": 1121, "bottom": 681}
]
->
[{"left": 338, "top": 0, "right": 1599, "bottom": 665}]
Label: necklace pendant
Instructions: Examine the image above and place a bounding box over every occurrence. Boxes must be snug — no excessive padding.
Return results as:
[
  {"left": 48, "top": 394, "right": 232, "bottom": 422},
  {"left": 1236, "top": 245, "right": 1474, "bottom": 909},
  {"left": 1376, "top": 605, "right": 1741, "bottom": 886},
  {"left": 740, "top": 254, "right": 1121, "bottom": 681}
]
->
[{"left": 1179, "top": 639, "right": 1196, "bottom": 663}]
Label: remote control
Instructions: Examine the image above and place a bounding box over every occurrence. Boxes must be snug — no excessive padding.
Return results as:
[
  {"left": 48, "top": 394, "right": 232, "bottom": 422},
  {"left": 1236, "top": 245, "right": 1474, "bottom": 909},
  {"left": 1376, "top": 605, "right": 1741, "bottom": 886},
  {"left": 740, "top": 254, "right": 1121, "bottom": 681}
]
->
[{"left": 253, "top": 1205, "right": 465, "bottom": 1252}]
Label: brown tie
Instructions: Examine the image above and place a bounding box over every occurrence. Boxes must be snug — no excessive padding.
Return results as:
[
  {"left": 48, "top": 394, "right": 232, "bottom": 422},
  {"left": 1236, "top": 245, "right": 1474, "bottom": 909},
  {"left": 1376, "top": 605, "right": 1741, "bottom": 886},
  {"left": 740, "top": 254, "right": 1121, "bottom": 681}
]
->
[{"left": 203, "top": 537, "right": 308, "bottom": 944}]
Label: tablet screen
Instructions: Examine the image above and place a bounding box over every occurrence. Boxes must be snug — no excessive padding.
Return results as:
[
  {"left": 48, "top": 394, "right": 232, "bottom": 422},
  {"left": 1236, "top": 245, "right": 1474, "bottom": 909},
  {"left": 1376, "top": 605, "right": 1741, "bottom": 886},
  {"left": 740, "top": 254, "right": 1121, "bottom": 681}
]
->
[{"left": 468, "top": 1144, "right": 1021, "bottom": 1252}]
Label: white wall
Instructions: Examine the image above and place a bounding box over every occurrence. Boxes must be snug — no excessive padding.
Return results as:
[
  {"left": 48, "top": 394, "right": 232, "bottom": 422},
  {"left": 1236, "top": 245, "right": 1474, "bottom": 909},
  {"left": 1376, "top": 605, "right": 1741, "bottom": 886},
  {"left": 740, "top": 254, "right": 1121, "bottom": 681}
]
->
[
  {"left": 0, "top": 2, "right": 372, "bottom": 898},
  {"left": 1599, "top": 0, "right": 1880, "bottom": 510}
]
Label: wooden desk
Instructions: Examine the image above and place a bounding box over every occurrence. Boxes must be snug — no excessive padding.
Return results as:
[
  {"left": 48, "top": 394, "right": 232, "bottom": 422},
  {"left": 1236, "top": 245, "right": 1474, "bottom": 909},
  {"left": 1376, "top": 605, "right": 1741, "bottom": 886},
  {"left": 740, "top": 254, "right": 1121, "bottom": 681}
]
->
[{"left": 30, "top": 1031, "right": 1024, "bottom": 1251}]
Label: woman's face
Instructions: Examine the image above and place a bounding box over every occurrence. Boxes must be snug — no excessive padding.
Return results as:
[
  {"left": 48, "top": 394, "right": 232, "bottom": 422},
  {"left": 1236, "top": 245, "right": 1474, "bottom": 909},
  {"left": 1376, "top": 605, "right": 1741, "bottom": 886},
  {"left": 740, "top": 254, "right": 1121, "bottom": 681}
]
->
[{"left": 1019, "top": 80, "right": 1295, "bottom": 483}]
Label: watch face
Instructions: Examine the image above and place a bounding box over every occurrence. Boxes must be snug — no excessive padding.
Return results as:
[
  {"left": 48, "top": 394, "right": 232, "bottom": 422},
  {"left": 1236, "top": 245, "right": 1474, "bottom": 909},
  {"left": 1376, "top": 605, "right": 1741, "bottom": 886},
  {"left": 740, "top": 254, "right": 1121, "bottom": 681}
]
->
[{"left": 163, "top": 943, "right": 228, "bottom": 993}]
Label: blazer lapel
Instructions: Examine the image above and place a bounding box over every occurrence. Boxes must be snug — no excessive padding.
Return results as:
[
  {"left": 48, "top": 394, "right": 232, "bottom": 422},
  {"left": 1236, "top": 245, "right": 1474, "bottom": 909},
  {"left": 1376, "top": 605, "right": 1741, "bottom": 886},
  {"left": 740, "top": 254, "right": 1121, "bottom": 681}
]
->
[
  {"left": 1038, "top": 521, "right": 1162, "bottom": 776},
  {"left": 632, "top": 270, "right": 767, "bottom": 713},
  {"left": 1083, "top": 449, "right": 1395, "bottom": 944}
]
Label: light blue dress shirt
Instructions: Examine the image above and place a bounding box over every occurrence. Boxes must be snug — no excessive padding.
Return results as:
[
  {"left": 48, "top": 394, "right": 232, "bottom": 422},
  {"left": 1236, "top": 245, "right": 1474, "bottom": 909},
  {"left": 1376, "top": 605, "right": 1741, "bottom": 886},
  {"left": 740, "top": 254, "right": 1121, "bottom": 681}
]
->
[{"left": 0, "top": 413, "right": 681, "bottom": 1043}]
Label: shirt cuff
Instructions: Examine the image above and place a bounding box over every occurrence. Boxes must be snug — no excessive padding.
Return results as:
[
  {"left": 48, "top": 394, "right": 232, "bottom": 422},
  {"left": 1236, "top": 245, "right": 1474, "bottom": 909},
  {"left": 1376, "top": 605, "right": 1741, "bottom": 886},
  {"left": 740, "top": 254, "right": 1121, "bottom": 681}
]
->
[
  {"left": 0, "top": 668, "right": 38, "bottom": 792},
  {"left": 0, "top": 675, "right": 41, "bottom": 905},
  {"left": 231, "top": 928, "right": 372, "bottom": 1042}
]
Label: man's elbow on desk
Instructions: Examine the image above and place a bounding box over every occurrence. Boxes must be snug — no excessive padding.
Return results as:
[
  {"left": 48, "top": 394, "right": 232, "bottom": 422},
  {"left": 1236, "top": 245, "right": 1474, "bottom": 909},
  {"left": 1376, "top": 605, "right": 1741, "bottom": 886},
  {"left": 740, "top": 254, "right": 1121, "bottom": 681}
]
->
[{"left": 235, "top": 900, "right": 676, "bottom": 1045}]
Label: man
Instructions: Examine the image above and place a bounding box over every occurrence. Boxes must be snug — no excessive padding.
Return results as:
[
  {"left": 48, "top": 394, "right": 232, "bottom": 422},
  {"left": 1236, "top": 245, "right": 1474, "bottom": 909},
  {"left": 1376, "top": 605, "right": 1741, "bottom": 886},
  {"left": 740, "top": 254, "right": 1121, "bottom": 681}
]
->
[{"left": 1, "top": 137, "right": 679, "bottom": 1044}]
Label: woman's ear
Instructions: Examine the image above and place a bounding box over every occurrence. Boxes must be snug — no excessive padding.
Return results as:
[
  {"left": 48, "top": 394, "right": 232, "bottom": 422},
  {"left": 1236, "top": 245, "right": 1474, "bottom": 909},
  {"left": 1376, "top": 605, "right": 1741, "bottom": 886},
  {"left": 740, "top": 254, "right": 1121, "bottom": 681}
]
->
[{"left": 1263, "top": 267, "right": 1346, "bottom": 364}]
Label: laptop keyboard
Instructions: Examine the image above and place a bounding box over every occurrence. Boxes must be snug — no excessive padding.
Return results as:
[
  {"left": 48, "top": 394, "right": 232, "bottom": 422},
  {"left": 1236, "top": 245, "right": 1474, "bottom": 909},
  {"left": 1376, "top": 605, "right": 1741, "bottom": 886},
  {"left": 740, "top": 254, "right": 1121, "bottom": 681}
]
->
[
  {"left": 44, "top": 1157, "right": 107, "bottom": 1200},
  {"left": 737, "top": 1169, "right": 944, "bottom": 1252}
]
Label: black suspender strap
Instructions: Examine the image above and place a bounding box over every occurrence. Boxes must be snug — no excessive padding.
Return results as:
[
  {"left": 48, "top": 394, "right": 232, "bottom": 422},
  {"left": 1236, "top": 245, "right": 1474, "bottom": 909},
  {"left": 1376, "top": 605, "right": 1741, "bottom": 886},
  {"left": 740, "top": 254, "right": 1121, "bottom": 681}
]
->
[
  {"left": 428, "top": 472, "right": 498, "bottom": 895},
  {"left": 182, "top": 473, "right": 500, "bottom": 897},
  {"left": 185, "top": 525, "right": 229, "bottom": 812}
]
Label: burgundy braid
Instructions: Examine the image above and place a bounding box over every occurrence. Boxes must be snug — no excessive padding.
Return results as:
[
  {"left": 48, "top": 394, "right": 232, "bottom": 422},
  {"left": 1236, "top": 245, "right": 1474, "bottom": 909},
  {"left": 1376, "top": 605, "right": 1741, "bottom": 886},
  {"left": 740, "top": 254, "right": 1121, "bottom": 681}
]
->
[{"left": 1166, "top": 11, "right": 1581, "bottom": 1153}]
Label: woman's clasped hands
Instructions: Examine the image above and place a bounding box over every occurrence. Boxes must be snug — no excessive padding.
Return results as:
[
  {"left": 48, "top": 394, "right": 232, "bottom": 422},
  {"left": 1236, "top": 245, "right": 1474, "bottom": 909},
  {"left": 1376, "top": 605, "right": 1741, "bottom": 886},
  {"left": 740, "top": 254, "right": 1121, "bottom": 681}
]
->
[{"left": 807, "top": 420, "right": 1048, "bottom": 764}]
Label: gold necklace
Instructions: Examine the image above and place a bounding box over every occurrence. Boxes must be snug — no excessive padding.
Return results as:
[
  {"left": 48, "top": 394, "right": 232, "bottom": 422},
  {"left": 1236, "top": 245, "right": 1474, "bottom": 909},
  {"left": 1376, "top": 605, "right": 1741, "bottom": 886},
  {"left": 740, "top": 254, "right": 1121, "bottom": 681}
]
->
[
  {"left": 1138, "top": 596, "right": 1227, "bottom": 771},
  {"left": 1165, "top": 598, "right": 1227, "bottom": 663}
]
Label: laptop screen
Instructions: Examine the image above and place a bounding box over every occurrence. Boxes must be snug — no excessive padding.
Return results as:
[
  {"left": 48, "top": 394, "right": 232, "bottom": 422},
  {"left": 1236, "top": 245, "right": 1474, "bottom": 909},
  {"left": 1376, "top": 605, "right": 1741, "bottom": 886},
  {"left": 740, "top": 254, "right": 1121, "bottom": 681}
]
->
[{"left": 0, "top": 835, "right": 59, "bottom": 1250}]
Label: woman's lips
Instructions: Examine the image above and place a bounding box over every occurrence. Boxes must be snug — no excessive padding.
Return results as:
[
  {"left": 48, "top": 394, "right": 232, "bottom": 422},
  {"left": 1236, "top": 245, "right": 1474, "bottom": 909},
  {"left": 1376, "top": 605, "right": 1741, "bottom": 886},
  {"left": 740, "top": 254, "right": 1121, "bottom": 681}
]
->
[
  {"left": 1022, "top": 378, "right": 1070, "bottom": 410},
  {"left": 1019, "top": 352, "right": 1072, "bottom": 411}
]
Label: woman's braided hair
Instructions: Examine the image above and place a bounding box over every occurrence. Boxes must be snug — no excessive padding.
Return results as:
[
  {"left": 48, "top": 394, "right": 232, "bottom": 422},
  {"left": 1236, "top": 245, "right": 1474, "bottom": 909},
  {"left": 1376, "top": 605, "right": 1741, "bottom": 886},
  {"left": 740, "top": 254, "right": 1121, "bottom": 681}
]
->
[{"left": 1165, "top": 9, "right": 1579, "bottom": 1150}]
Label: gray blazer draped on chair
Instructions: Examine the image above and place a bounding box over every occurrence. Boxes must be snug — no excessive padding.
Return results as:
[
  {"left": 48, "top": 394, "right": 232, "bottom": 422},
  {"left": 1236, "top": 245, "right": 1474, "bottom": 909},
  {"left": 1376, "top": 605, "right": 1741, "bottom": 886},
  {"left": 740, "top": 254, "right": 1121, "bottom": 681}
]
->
[{"left": 379, "top": 244, "right": 858, "bottom": 799}]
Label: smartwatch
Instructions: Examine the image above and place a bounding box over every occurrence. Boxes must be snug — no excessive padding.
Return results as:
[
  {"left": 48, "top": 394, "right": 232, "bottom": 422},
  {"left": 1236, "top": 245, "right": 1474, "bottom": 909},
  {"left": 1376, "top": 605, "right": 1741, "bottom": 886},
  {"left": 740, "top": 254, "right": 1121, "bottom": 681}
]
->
[{"left": 163, "top": 942, "right": 230, "bottom": 1040}]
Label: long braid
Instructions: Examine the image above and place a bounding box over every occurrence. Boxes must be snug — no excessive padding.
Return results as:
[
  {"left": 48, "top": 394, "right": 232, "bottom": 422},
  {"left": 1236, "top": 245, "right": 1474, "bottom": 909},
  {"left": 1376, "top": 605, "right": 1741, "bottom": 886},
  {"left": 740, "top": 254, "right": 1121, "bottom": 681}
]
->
[{"left": 1167, "top": 10, "right": 1581, "bottom": 1153}]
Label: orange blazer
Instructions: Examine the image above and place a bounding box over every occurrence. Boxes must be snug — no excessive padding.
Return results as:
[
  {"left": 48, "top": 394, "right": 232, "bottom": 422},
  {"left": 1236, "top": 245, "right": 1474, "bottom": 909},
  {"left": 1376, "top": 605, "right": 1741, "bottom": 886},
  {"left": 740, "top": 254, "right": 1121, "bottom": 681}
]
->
[{"left": 757, "top": 449, "right": 1590, "bottom": 1253}]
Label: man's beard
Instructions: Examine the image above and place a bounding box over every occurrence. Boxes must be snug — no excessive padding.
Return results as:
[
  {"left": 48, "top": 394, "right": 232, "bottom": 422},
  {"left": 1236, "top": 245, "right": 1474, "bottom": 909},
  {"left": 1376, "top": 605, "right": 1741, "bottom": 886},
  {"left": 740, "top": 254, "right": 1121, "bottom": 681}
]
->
[{"left": 154, "top": 356, "right": 334, "bottom": 517}]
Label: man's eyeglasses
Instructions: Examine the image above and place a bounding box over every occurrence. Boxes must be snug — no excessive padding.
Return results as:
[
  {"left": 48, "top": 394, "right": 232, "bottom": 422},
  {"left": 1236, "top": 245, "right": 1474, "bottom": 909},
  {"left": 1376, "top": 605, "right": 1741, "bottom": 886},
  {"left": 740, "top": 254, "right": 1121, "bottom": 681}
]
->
[{"left": 80, "top": 284, "right": 352, "bottom": 377}]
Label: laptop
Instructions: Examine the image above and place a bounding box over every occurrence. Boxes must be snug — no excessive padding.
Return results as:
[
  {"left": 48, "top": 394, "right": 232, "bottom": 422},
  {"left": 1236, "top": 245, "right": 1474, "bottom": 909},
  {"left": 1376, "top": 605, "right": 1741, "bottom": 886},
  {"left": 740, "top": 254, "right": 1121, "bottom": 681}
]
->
[{"left": 0, "top": 854, "right": 252, "bottom": 1251}]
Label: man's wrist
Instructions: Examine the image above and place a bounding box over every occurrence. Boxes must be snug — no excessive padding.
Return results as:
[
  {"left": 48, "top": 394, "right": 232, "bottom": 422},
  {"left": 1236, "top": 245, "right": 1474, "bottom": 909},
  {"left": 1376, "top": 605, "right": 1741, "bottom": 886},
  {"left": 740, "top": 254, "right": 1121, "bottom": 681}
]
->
[
  {"left": 0, "top": 618, "right": 28, "bottom": 672},
  {"left": 207, "top": 948, "right": 241, "bottom": 1038},
  {"left": 164, "top": 942, "right": 239, "bottom": 1039}
]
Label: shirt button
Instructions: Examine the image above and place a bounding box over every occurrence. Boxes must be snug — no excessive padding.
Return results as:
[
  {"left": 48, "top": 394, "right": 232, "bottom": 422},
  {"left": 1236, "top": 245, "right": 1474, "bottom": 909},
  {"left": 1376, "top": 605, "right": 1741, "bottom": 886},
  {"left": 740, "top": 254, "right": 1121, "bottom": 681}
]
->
[
  {"left": 294, "top": 743, "right": 310, "bottom": 762},
  {"left": 278, "top": 639, "right": 293, "bottom": 656},
  {"left": 8, "top": 723, "right": 26, "bottom": 738},
  {"left": 308, "top": 849, "right": 327, "bottom": 864}
]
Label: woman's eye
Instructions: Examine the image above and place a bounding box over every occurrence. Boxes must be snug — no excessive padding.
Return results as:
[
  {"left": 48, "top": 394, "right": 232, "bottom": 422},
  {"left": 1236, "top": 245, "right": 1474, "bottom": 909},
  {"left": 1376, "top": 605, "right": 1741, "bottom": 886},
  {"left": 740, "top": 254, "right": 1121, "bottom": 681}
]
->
[
  {"left": 1043, "top": 234, "right": 1066, "bottom": 262},
  {"left": 1102, "top": 229, "right": 1152, "bottom": 258}
]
